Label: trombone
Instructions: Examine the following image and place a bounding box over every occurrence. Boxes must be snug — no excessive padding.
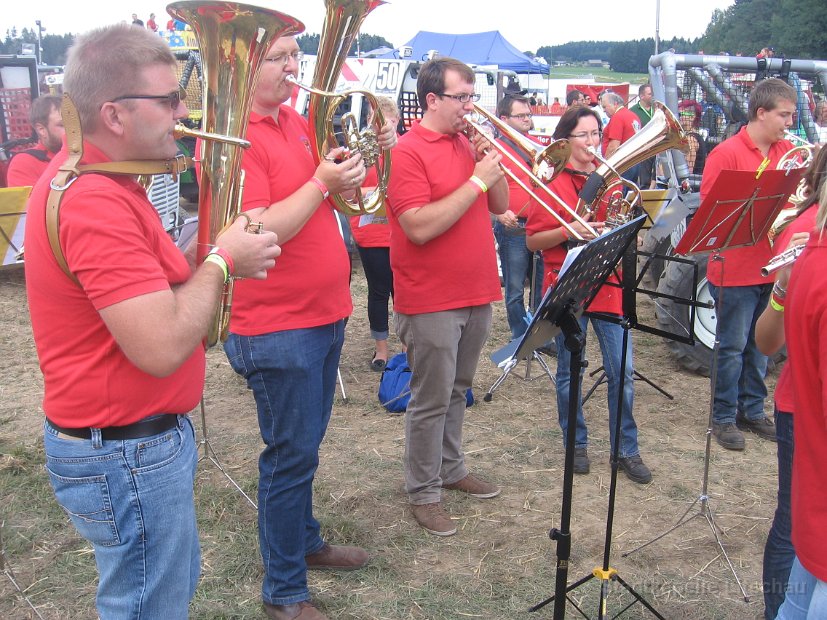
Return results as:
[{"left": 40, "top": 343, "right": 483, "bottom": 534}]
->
[{"left": 463, "top": 111, "right": 598, "bottom": 241}]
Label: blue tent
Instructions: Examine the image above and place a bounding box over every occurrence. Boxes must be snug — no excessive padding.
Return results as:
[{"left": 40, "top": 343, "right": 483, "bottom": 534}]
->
[{"left": 379, "top": 31, "right": 548, "bottom": 74}]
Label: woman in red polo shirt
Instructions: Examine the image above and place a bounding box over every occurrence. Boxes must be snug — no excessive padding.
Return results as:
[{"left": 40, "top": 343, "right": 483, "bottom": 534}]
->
[
  {"left": 349, "top": 97, "right": 400, "bottom": 370},
  {"left": 755, "top": 146, "right": 827, "bottom": 620},
  {"left": 525, "top": 104, "right": 651, "bottom": 484}
]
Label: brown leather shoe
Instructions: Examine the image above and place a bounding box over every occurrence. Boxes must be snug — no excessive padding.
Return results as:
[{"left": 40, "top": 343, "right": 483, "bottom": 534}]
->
[
  {"left": 443, "top": 473, "right": 501, "bottom": 498},
  {"left": 305, "top": 543, "right": 369, "bottom": 571},
  {"left": 263, "top": 600, "right": 328, "bottom": 620},
  {"left": 411, "top": 502, "right": 457, "bottom": 536}
]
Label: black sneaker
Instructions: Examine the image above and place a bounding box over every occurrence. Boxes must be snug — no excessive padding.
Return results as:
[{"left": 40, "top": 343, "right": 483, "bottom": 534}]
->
[
  {"left": 712, "top": 422, "right": 745, "bottom": 451},
  {"left": 573, "top": 447, "right": 590, "bottom": 474},
  {"left": 735, "top": 413, "right": 777, "bottom": 442},
  {"left": 618, "top": 455, "right": 652, "bottom": 484}
]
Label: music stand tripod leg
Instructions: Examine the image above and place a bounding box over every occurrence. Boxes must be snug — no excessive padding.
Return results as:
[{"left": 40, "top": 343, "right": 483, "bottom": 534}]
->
[
  {"left": 197, "top": 396, "right": 258, "bottom": 510},
  {"left": 621, "top": 253, "right": 749, "bottom": 602},
  {"left": 528, "top": 310, "right": 585, "bottom": 618},
  {"left": 548, "top": 320, "right": 664, "bottom": 619}
]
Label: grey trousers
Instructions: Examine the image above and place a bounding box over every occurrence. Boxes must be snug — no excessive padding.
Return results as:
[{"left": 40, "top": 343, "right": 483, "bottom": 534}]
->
[{"left": 396, "top": 304, "right": 493, "bottom": 504}]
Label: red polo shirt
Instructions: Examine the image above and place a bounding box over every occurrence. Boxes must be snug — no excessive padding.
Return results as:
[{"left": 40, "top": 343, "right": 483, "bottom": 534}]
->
[
  {"left": 772, "top": 204, "right": 817, "bottom": 414},
  {"left": 232, "top": 105, "right": 352, "bottom": 334},
  {"left": 525, "top": 167, "right": 621, "bottom": 315},
  {"left": 700, "top": 127, "right": 793, "bottom": 286},
  {"left": 785, "top": 231, "right": 827, "bottom": 582},
  {"left": 386, "top": 120, "right": 501, "bottom": 314},
  {"left": 25, "top": 142, "right": 205, "bottom": 428},
  {"left": 349, "top": 168, "right": 390, "bottom": 247},
  {"left": 7, "top": 144, "right": 55, "bottom": 187},
  {"left": 602, "top": 106, "right": 640, "bottom": 154}
]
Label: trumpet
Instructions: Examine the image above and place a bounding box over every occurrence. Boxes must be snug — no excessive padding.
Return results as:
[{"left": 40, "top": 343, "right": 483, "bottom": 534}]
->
[
  {"left": 462, "top": 113, "right": 598, "bottom": 241},
  {"left": 761, "top": 243, "right": 806, "bottom": 277}
]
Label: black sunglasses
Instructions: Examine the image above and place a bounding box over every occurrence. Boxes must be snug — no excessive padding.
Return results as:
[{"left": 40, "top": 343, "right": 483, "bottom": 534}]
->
[{"left": 111, "top": 88, "right": 186, "bottom": 110}]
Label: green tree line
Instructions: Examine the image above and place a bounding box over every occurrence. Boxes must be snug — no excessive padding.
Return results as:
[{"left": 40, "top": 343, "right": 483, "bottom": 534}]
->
[{"left": 532, "top": 0, "right": 826, "bottom": 73}]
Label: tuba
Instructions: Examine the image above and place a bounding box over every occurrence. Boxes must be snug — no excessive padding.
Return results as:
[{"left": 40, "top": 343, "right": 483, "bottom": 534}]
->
[
  {"left": 576, "top": 102, "right": 688, "bottom": 218},
  {"left": 166, "top": 1, "right": 304, "bottom": 346},
  {"left": 299, "top": 0, "right": 390, "bottom": 216}
]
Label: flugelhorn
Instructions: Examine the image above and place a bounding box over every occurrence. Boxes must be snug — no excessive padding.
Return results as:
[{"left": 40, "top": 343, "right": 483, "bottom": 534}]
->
[
  {"left": 300, "top": 0, "right": 390, "bottom": 217},
  {"left": 761, "top": 243, "right": 805, "bottom": 277},
  {"left": 778, "top": 131, "right": 815, "bottom": 173},
  {"left": 586, "top": 146, "right": 642, "bottom": 230},
  {"left": 462, "top": 112, "right": 597, "bottom": 241},
  {"left": 167, "top": 0, "right": 304, "bottom": 346},
  {"left": 576, "top": 102, "right": 688, "bottom": 217}
]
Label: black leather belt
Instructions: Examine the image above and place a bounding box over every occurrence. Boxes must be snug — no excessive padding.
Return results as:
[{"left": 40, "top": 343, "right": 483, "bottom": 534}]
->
[{"left": 47, "top": 415, "right": 179, "bottom": 440}]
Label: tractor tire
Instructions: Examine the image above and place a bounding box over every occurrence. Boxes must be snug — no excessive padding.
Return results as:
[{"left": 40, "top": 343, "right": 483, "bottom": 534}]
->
[
  {"left": 655, "top": 254, "right": 716, "bottom": 376},
  {"left": 638, "top": 231, "right": 672, "bottom": 291}
]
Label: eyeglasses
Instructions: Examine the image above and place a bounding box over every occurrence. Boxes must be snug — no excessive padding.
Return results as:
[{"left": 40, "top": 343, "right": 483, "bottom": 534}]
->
[
  {"left": 679, "top": 111, "right": 696, "bottom": 117},
  {"left": 111, "top": 88, "right": 186, "bottom": 110},
  {"left": 508, "top": 113, "right": 533, "bottom": 120},
  {"left": 264, "top": 50, "right": 304, "bottom": 65},
  {"left": 569, "top": 131, "right": 603, "bottom": 141},
  {"left": 436, "top": 92, "right": 481, "bottom": 103}
]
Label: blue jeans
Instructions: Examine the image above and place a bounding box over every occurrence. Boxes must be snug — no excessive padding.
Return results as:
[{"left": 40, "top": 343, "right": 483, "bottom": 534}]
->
[
  {"left": 554, "top": 315, "right": 639, "bottom": 457},
  {"left": 708, "top": 283, "right": 770, "bottom": 424},
  {"left": 224, "top": 320, "right": 345, "bottom": 606},
  {"left": 764, "top": 408, "right": 795, "bottom": 620},
  {"left": 44, "top": 415, "right": 200, "bottom": 619},
  {"left": 775, "top": 557, "right": 827, "bottom": 619},
  {"left": 494, "top": 221, "right": 543, "bottom": 339}
]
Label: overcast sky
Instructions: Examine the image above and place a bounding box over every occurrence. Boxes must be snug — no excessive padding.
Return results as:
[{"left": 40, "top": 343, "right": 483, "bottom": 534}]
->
[{"left": 8, "top": 1, "right": 735, "bottom": 52}]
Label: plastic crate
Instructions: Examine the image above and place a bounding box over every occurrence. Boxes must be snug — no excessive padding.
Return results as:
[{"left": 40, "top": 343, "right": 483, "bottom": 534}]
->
[{"left": 0, "top": 88, "right": 33, "bottom": 143}]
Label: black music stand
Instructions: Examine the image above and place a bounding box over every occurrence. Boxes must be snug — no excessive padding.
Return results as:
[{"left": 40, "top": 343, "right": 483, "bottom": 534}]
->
[
  {"left": 622, "top": 167, "right": 804, "bottom": 602},
  {"left": 526, "top": 216, "right": 649, "bottom": 620}
]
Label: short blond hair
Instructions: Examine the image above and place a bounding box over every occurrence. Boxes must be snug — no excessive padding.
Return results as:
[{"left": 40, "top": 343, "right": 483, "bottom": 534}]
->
[{"left": 64, "top": 23, "right": 175, "bottom": 132}]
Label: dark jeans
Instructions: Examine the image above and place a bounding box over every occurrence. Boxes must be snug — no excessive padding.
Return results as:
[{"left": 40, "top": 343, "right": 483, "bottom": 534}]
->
[
  {"left": 708, "top": 283, "right": 771, "bottom": 423},
  {"left": 493, "top": 221, "right": 543, "bottom": 339},
  {"left": 356, "top": 245, "right": 393, "bottom": 340},
  {"left": 224, "top": 321, "right": 345, "bottom": 606},
  {"left": 763, "top": 408, "right": 795, "bottom": 620}
]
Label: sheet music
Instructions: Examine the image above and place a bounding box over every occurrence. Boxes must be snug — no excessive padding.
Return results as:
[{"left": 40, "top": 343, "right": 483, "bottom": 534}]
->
[{"left": 559, "top": 244, "right": 584, "bottom": 279}]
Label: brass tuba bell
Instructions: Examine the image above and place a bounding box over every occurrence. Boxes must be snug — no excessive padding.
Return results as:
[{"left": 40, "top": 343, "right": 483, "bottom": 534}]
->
[
  {"left": 166, "top": 1, "right": 304, "bottom": 346},
  {"left": 576, "top": 102, "right": 688, "bottom": 217}
]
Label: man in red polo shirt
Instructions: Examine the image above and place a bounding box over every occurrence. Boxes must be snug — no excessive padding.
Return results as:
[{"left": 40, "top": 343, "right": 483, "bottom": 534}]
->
[
  {"left": 6, "top": 95, "right": 64, "bottom": 187},
  {"left": 223, "top": 35, "right": 396, "bottom": 620},
  {"left": 493, "top": 93, "right": 544, "bottom": 341},
  {"left": 701, "top": 77, "right": 796, "bottom": 451},
  {"left": 387, "top": 56, "right": 509, "bottom": 537},
  {"left": 25, "top": 24, "right": 279, "bottom": 618},
  {"left": 600, "top": 90, "right": 641, "bottom": 181}
]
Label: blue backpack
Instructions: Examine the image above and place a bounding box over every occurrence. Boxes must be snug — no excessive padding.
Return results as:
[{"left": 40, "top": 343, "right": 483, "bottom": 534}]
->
[{"left": 378, "top": 352, "right": 474, "bottom": 413}]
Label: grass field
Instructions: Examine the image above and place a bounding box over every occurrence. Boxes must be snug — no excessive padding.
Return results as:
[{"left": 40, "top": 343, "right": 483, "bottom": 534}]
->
[{"left": 546, "top": 66, "right": 650, "bottom": 85}]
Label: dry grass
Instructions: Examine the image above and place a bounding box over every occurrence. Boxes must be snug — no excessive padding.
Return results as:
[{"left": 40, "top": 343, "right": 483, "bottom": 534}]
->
[{"left": 0, "top": 259, "right": 776, "bottom": 619}]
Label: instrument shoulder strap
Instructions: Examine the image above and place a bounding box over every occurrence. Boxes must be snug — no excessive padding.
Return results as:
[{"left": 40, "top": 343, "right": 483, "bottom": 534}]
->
[{"left": 46, "top": 94, "right": 192, "bottom": 285}]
